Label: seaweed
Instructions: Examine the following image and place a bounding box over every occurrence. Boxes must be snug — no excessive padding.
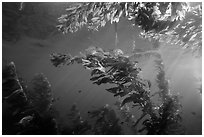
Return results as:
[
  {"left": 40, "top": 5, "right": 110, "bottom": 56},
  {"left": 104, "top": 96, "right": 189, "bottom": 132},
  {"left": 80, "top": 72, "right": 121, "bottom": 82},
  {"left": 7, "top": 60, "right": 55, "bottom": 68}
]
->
[
  {"left": 2, "top": 62, "right": 58, "bottom": 135},
  {"left": 88, "top": 104, "right": 122, "bottom": 135},
  {"left": 51, "top": 46, "right": 185, "bottom": 134},
  {"left": 26, "top": 73, "right": 53, "bottom": 115},
  {"left": 64, "top": 104, "right": 92, "bottom": 135}
]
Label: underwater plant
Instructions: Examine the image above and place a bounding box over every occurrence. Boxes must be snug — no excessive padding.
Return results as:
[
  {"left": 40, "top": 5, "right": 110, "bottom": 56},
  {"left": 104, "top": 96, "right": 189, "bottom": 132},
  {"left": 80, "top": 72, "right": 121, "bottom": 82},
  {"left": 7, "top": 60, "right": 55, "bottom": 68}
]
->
[
  {"left": 137, "top": 54, "right": 185, "bottom": 134},
  {"left": 51, "top": 3, "right": 201, "bottom": 134},
  {"left": 88, "top": 104, "right": 122, "bottom": 135},
  {"left": 2, "top": 62, "right": 29, "bottom": 134},
  {"left": 58, "top": 2, "right": 201, "bottom": 55},
  {"left": 60, "top": 103, "right": 123, "bottom": 135},
  {"left": 26, "top": 73, "right": 53, "bottom": 115},
  {"left": 60, "top": 104, "right": 92, "bottom": 135},
  {"left": 50, "top": 46, "right": 184, "bottom": 134},
  {"left": 3, "top": 2, "right": 201, "bottom": 135},
  {"left": 2, "top": 62, "right": 58, "bottom": 135}
]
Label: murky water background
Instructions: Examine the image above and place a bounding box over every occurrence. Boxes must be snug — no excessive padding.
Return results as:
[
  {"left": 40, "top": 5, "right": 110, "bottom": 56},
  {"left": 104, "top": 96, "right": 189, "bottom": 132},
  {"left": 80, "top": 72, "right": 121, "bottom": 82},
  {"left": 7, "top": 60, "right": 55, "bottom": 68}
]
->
[{"left": 2, "top": 3, "right": 202, "bottom": 134}]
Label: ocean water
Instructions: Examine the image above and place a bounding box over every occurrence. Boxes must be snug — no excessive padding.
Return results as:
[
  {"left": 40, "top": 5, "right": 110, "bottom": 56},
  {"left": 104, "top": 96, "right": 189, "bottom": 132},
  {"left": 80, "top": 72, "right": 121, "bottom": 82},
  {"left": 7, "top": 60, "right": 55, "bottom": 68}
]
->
[{"left": 2, "top": 2, "right": 202, "bottom": 135}]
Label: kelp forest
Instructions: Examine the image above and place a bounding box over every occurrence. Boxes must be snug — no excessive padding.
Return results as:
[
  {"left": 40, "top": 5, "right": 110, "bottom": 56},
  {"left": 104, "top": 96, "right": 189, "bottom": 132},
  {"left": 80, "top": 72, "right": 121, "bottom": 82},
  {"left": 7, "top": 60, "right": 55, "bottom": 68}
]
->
[{"left": 2, "top": 2, "right": 202, "bottom": 135}]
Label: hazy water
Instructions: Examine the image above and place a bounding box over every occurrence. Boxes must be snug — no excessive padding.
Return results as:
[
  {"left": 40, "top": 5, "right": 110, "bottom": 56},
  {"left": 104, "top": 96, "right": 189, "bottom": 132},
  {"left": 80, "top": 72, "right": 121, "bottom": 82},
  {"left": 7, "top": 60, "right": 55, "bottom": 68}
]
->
[
  {"left": 2, "top": 3, "right": 202, "bottom": 134},
  {"left": 3, "top": 33, "right": 201, "bottom": 134}
]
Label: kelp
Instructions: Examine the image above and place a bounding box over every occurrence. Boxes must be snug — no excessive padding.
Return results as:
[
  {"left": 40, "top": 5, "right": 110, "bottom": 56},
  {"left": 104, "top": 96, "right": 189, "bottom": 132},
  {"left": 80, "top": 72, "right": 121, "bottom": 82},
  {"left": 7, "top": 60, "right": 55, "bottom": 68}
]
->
[
  {"left": 26, "top": 73, "right": 53, "bottom": 115},
  {"left": 149, "top": 54, "right": 184, "bottom": 134},
  {"left": 59, "top": 104, "right": 91, "bottom": 135},
  {"left": 114, "top": 101, "right": 138, "bottom": 134},
  {"left": 58, "top": 2, "right": 202, "bottom": 56},
  {"left": 88, "top": 104, "right": 122, "bottom": 135},
  {"left": 50, "top": 46, "right": 184, "bottom": 134},
  {"left": 58, "top": 2, "right": 188, "bottom": 33},
  {"left": 2, "top": 62, "right": 58, "bottom": 135},
  {"left": 2, "top": 46, "right": 185, "bottom": 135},
  {"left": 2, "top": 62, "right": 29, "bottom": 134},
  {"left": 61, "top": 104, "right": 122, "bottom": 135}
]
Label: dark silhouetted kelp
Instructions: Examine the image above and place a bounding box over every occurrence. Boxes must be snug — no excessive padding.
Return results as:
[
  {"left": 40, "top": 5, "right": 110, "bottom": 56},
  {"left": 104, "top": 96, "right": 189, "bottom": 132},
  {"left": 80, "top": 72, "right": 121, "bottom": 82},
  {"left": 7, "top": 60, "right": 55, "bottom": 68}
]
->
[{"left": 50, "top": 46, "right": 185, "bottom": 134}]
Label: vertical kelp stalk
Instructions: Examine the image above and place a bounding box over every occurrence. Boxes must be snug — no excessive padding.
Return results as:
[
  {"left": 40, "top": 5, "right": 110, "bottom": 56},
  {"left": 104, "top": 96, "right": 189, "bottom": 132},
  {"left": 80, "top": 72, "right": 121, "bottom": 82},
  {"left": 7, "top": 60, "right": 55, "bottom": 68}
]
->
[
  {"left": 114, "top": 22, "right": 118, "bottom": 49},
  {"left": 152, "top": 54, "right": 184, "bottom": 134}
]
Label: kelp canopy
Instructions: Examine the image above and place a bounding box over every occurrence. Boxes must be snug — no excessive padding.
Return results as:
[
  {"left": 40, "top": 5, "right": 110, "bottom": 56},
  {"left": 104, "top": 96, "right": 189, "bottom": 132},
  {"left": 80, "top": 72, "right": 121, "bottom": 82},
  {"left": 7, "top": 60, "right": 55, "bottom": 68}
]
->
[{"left": 58, "top": 2, "right": 201, "bottom": 55}]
